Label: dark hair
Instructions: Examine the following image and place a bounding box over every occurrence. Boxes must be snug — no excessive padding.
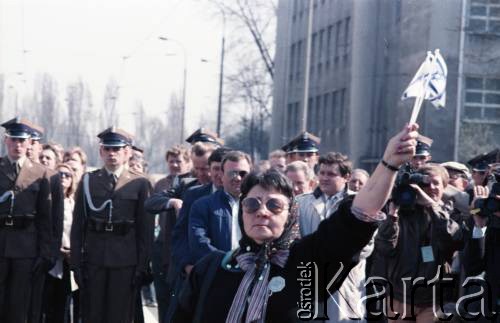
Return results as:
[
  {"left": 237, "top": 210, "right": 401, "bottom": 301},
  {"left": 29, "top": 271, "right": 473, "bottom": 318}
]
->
[
  {"left": 237, "top": 169, "right": 299, "bottom": 255},
  {"left": 240, "top": 169, "right": 294, "bottom": 205},
  {"left": 42, "top": 143, "right": 62, "bottom": 164},
  {"left": 221, "top": 150, "right": 252, "bottom": 171},
  {"left": 208, "top": 147, "right": 231, "bottom": 166},
  {"left": 318, "top": 152, "right": 352, "bottom": 177}
]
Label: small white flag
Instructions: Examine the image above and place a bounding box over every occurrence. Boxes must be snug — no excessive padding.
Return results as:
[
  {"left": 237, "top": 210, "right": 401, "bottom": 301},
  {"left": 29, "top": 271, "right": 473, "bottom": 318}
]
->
[{"left": 402, "top": 49, "right": 448, "bottom": 109}]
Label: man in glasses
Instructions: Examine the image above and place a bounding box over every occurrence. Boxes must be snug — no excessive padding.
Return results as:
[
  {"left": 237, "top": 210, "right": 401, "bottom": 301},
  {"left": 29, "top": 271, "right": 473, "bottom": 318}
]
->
[
  {"left": 188, "top": 150, "right": 251, "bottom": 265},
  {"left": 0, "top": 117, "right": 52, "bottom": 322},
  {"left": 70, "top": 127, "right": 153, "bottom": 323},
  {"left": 281, "top": 131, "right": 321, "bottom": 171}
]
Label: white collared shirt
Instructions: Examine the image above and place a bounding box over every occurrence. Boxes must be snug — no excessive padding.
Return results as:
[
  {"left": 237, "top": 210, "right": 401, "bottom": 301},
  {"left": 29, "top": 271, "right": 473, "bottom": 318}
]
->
[
  {"left": 7, "top": 155, "right": 27, "bottom": 172},
  {"left": 226, "top": 192, "right": 242, "bottom": 250},
  {"left": 104, "top": 165, "right": 124, "bottom": 180}
]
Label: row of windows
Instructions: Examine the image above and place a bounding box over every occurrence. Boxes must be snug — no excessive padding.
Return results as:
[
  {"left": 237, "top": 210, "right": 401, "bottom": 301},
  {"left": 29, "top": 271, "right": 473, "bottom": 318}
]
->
[
  {"left": 468, "top": 0, "right": 500, "bottom": 34},
  {"left": 288, "top": 17, "right": 351, "bottom": 83},
  {"left": 286, "top": 88, "right": 348, "bottom": 137},
  {"left": 292, "top": 0, "right": 329, "bottom": 21},
  {"left": 464, "top": 77, "right": 500, "bottom": 123}
]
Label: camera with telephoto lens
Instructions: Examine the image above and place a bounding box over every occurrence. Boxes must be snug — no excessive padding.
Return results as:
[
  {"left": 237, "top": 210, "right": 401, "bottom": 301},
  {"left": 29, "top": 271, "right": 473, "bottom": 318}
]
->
[
  {"left": 472, "top": 169, "right": 500, "bottom": 218},
  {"left": 392, "top": 167, "right": 431, "bottom": 210}
]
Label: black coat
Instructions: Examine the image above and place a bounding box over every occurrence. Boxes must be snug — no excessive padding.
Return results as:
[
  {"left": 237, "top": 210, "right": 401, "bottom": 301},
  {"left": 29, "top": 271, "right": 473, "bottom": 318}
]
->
[{"left": 172, "top": 199, "right": 378, "bottom": 322}]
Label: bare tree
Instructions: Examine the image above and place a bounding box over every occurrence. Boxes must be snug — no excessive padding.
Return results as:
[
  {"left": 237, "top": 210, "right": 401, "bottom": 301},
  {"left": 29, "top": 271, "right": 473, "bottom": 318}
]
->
[
  {"left": 205, "top": 0, "right": 276, "bottom": 155},
  {"left": 65, "top": 79, "right": 93, "bottom": 147},
  {"left": 29, "top": 73, "right": 59, "bottom": 140},
  {"left": 225, "top": 56, "right": 273, "bottom": 160},
  {"left": 132, "top": 94, "right": 184, "bottom": 173},
  {"left": 166, "top": 93, "right": 183, "bottom": 144},
  {"left": 101, "top": 78, "right": 119, "bottom": 127},
  {"left": 210, "top": 0, "right": 276, "bottom": 79}
]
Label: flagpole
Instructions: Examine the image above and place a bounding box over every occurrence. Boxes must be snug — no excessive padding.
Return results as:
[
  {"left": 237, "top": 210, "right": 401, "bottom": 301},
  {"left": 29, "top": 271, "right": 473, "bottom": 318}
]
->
[
  {"left": 409, "top": 95, "right": 424, "bottom": 124},
  {"left": 408, "top": 53, "right": 434, "bottom": 124}
]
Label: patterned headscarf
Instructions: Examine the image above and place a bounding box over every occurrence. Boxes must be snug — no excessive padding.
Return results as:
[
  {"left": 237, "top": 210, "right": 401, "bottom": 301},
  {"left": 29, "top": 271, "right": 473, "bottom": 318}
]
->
[{"left": 225, "top": 170, "right": 300, "bottom": 323}]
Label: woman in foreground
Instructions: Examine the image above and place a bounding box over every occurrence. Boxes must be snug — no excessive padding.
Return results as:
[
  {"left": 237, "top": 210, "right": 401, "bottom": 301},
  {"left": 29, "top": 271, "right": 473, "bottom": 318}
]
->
[{"left": 173, "top": 124, "right": 419, "bottom": 322}]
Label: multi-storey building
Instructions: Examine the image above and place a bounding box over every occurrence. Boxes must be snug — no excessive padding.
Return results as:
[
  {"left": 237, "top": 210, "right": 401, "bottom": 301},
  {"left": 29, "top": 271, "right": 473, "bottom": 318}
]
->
[{"left": 271, "top": 0, "right": 500, "bottom": 169}]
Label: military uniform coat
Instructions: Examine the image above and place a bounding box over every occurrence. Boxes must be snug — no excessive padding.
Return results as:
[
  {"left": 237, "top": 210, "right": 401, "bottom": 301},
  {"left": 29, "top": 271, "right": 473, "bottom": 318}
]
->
[
  {"left": 70, "top": 167, "right": 153, "bottom": 272},
  {"left": 0, "top": 156, "right": 52, "bottom": 323},
  {"left": 0, "top": 157, "right": 52, "bottom": 259}
]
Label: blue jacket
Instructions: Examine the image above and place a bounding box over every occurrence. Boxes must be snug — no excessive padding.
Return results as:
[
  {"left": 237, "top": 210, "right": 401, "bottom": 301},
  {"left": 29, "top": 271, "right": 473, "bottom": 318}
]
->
[
  {"left": 188, "top": 189, "right": 233, "bottom": 263},
  {"left": 170, "top": 183, "right": 213, "bottom": 274}
]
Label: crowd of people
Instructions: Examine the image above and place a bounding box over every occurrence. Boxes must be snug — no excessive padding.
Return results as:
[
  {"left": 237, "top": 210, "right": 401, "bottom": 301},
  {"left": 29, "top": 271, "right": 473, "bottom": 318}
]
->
[{"left": 0, "top": 116, "right": 498, "bottom": 323}]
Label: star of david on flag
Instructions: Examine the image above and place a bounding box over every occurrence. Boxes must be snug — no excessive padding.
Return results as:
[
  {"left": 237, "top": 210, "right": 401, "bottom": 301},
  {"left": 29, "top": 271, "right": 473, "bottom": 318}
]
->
[{"left": 402, "top": 49, "right": 448, "bottom": 123}]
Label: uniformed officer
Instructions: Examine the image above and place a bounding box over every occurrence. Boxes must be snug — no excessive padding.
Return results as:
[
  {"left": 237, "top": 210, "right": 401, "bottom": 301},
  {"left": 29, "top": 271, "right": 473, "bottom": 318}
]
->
[
  {"left": 26, "top": 123, "right": 44, "bottom": 162},
  {"left": 185, "top": 127, "right": 224, "bottom": 146},
  {"left": 0, "top": 117, "right": 53, "bottom": 323},
  {"left": 25, "top": 124, "right": 65, "bottom": 323},
  {"left": 467, "top": 149, "right": 499, "bottom": 187},
  {"left": 409, "top": 137, "right": 433, "bottom": 171},
  {"left": 70, "top": 127, "right": 153, "bottom": 323},
  {"left": 281, "top": 131, "right": 321, "bottom": 170}
]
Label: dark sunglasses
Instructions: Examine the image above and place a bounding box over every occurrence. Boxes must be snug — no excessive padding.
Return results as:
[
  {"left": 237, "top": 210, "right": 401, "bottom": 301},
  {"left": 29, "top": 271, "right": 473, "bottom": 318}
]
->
[
  {"left": 103, "top": 146, "right": 123, "bottom": 152},
  {"left": 227, "top": 170, "right": 249, "bottom": 179},
  {"left": 242, "top": 197, "right": 288, "bottom": 215},
  {"left": 58, "top": 171, "right": 73, "bottom": 179}
]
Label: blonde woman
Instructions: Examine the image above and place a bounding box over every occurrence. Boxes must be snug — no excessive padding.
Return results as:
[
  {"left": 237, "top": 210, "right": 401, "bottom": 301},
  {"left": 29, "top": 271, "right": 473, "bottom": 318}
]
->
[{"left": 43, "top": 163, "right": 77, "bottom": 323}]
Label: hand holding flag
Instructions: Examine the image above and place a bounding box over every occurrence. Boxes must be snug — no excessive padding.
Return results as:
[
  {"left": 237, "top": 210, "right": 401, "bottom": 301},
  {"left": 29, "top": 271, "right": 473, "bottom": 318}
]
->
[{"left": 402, "top": 49, "right": 448, "bottom": 124}]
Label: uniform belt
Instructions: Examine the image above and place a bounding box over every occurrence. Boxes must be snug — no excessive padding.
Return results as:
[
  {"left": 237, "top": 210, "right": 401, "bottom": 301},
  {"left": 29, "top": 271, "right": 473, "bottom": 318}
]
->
[
  {"left": 0, "top": 214, "right": 35, "bottom": 228},
  {"left": 88, "top": 218, "right": 134, "bottom": 235}
]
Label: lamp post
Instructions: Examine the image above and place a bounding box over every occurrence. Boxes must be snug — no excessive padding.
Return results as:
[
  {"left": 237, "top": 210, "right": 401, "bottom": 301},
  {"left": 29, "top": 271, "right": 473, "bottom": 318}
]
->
[
  {"left": 216, "top": 9, "right": 226, "bottom": 137},
  {"left": 301, "top": 0, "right": 314, "bottom": 132},
  {"left": 159, "top": 36, "right": 187, "bottom": 143}
]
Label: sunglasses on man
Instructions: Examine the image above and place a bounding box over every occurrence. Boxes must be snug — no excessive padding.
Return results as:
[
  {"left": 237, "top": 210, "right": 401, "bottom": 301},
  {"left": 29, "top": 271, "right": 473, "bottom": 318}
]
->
[
  {"left": 227, "top": 170, "right": 249, "bottom": 179},
  {"left": 242, "top": 197, "right": 289, "bottom": 215}
]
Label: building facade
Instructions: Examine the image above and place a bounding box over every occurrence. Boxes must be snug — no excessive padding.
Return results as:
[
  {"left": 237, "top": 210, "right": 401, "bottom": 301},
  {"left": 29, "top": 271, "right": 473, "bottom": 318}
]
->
[{"left": 271, "top": 0, "right": 500, "bottom": 170}]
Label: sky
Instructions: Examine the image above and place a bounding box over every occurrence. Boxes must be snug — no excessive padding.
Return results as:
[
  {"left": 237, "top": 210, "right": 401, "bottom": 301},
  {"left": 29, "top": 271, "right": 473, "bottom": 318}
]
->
[{"left": 0, "top": 0, "right": 229, "bottom": 134}]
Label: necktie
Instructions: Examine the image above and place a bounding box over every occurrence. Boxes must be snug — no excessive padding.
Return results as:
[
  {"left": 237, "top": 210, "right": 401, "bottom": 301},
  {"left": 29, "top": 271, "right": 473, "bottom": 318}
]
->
[
  {"left": 12, "top": 162, "right": 19, "bottom": 177},
  {"left": 325, "top": 195, "right": 337, "bottom": 218},
  {"left": 110, "top": 173, "right": 117, "bottom": 189}
]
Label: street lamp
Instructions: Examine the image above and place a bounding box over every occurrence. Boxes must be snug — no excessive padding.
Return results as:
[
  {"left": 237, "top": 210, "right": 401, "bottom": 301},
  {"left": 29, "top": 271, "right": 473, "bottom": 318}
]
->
[
  {"left": 215, "top": 9, "right": 226, "bottom": 137},
  {"left": 159, "top": 36, "right": 187, "bottom": 144}
]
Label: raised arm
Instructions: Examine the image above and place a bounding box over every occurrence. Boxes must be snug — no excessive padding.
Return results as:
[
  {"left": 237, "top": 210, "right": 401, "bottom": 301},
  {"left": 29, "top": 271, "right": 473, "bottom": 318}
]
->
[{"left": 353, "top": 124, "right": 419, "bottom": 216}]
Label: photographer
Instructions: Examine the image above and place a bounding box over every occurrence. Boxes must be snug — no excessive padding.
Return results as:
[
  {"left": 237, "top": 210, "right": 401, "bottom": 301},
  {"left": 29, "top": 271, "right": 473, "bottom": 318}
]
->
[
  {"left": 375, "top": 164, "right": 464, "bottom": 322},
  {"left": 463, "top": 166, "right": 500, "bottom": 321}
]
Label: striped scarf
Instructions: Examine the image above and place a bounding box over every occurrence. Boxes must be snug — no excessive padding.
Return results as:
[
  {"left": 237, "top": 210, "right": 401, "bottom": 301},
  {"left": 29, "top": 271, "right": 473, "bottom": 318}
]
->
[{"left": 225, "top": 249, "right": 289, "bottom": 323}]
